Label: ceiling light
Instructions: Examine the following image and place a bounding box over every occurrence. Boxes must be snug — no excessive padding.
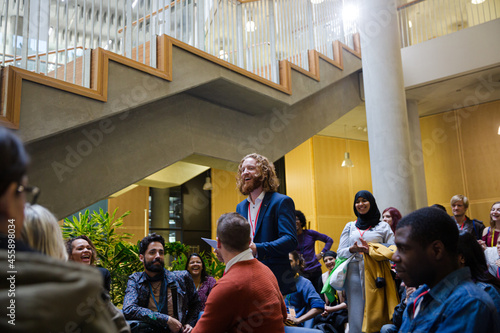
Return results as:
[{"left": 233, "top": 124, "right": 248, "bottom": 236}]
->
[
  {"left": 203, "top": 177, "right": 213, "bottom": 191},
  {"left": 311, "top": 0, "right": 325, "bottom": 4},
  {"left": 342, "top": 4, "right": 358, "bottom": 23},
  {"left": 408, "top": 20, "right": 413, "bottom": 28},
  {"left": 471, "top": 0, "right": 486, "bottom": 4},
  {"left": 246, "top": 21, "right": 256, "bottom": 32},
  {"left": 498, "top": 125, "right": 500, "bottom": 135},
  {"left": 341, "top": 152, "right": 354, "bottom": 168},
  {"left": 341, "top": 125, "right": 354, "bottom": 168}
]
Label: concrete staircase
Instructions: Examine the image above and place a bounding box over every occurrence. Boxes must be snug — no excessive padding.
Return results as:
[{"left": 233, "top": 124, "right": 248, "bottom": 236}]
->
[{"left": 1, "top": 35, "right": 363, "bottom": 218}]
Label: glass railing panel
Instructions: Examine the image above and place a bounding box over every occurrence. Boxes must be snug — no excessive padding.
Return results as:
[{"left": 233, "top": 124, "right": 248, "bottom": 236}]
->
[{"left": 398, "top": 0, "right": 499, "bottom": 48}]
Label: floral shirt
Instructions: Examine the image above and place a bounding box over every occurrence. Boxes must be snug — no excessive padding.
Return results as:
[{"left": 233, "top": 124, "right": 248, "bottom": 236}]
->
[
  {"left": 123, "top": 269, "right": 200, "bottom": 328},
  {"left": 197, "top": 276, "right": 217, "bottom": 311}
]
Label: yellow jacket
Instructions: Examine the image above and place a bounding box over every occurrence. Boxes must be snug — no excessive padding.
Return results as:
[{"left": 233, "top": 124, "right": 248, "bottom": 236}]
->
[{"left": 362, "top": 243, "right": 400, "bottom": 333}]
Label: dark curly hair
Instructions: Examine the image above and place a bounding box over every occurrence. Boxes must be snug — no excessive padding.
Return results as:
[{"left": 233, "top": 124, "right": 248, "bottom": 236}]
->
[
  {"left": 295, "top": 210, "right": 307, "bottom": 229},
  {"left": 66, "top": 235, "right": 97, "bottom": 266},
  {"left": 139, "top": 233, "right": 165, "bottom": 255}
]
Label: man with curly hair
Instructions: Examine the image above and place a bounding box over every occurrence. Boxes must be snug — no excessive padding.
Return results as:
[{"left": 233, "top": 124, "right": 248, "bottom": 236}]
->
[{"left": 236, "top": 153, "right": 298, "bottom": 295}]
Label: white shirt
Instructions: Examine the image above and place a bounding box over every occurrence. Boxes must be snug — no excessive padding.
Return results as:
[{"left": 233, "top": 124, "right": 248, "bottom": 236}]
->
[
  {"left": 246, "top": 191, "right": 266, "bottom": 239},
  {"left": 224, "top": 248, "right": 254, "bottom": 273}
]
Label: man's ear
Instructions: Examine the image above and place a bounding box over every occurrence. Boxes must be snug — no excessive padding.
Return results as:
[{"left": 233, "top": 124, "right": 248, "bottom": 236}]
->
[
  {"left": 139, "top": 254, "right": 144, "bottom": 263},
  {"left": 217, "top": 238, "right": 222, "bottom": 250},
  {"left": 430, "top": 240, "right": 446, "bottom": 261}
]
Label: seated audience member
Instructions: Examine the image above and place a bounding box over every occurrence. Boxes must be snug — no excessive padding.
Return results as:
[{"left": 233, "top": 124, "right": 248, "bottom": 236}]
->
[
  {"left": 295, "top": 210, "right": 333, "bottom": 292},
  {"left": 286, "top": 251, "right": 325, "bottom": 327},
  {"left": 193, "top": 213, "right": 287, "bottom": 333},
  {"left": 123, "top": 233, "right": 200, "bottom": 333},
  {"left": 315, "top": 251, "right": 348, "bottom": 333},
  {"left": 382, "top": 207, "right": 402, "bottom": 234},
  {"left": 380, "top": 284, "right": 417, "bottom": 333},
  {"left": 21, "top": 203, "right": 67, "bottom": 260},
  {"left": 488, "top": 237, "right": 500, "bottom": 278},
  {"left": 482, "top": 202, "right": 500, "bottom": 248},
  {"left": 0, "top": 127, "right": 116, "bottom": 332},
  {"left": 67, "top": 235, "right": 111, "bottom": 293},
  {"left": 450, "top": 194, "right": 484, "bottom": 240},
  {"left": 185, "top": 253, "right": 216, "bottom": 311},
  {"left": 24, "top": 206, "right": 130, "bottom": 332},
  {"left": 393, "top": 207, "right": 499, "bottom": 332},
  {"left": 458, "top": 231, "right": 500, "bottom": 312}
]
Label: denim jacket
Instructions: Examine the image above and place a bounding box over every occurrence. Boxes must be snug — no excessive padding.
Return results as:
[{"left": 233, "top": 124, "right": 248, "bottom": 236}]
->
[
  {"left": 122, "top": 269, "right": 200, "bottom": 329},
  {"left": 399, "top": 267, "right": 500, "bottom": 332}
]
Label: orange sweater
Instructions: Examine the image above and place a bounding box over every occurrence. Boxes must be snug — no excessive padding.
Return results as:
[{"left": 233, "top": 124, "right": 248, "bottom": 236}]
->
[{"left": 192, "top": 259, "right": 287, "bottom": 333}]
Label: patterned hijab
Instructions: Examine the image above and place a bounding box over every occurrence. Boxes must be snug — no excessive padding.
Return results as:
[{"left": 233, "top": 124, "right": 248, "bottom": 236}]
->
[{"left": 353, "top": 190, "right": 381, "bottom": 230}]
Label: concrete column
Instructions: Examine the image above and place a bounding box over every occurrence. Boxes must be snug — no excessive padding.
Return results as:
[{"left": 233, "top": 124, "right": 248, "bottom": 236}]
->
[
  {"left": 151, "top": 187, "right": 170, "bottom": 228},
  {"left": 407, "top": 99, "right": 428, "bottom": 209},
  {"left": 359, "top": 0, "right": 416, "bottom": 216}
]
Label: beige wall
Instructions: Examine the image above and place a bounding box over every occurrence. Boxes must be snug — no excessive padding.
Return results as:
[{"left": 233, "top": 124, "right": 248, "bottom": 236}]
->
[{"left": 108, "top": 185, "right": 149, "bottom": 245}]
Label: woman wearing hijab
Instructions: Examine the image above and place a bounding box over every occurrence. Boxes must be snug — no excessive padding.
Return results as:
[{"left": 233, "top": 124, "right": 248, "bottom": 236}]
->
[{"left": 336, "top": 190, "right": 395, "bottom": 333}]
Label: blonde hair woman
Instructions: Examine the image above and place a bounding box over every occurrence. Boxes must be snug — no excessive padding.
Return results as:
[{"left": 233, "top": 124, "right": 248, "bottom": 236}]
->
[{"left": 21, "top": 203, "right": 67, "bottom": 261}]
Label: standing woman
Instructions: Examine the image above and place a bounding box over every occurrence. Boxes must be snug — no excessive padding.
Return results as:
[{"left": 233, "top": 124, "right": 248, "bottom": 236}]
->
[
  {"left": 185, "top": 253, "right": 216, "bottom": 311},
  {"left": 336, "top": 190, "right": 394, "bottom": 333},
  {"left": 295, "top": 210, "right": 333, "bottom": 292},
  {"left": 382, "top": 207, "right": 402, "bottom": 234},
  {"left": 482, "top": 202, "right": 500, "bottom": 247}
]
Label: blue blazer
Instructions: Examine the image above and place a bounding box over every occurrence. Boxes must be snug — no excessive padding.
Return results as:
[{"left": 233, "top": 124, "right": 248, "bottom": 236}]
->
[{"left": 236, "top": 191, "right": 298, "bottom": 295}]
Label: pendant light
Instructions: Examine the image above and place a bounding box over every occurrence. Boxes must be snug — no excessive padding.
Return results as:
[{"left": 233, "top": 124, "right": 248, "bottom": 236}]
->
[{"left": 341, "top": 125, "right": 354, "bottom": 168}]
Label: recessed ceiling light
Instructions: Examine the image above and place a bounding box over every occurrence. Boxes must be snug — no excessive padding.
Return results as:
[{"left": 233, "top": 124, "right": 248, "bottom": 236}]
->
[{"left": 471, "top": 0, "right": 486, "bottom": 4}]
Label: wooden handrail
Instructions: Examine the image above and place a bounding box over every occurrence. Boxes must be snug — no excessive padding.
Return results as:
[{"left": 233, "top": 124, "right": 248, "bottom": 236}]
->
[
  {"left": 397, "top": 0, "right": 426, "bottom": 10},
  {"left": 0, "top": 33, "right": 361, "bottom": 129},
  {"left": 2, "top": 46, "right": 86, "bottom": 64}
]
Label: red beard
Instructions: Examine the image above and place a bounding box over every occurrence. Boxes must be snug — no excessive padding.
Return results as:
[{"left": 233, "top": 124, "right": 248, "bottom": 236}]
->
[{"left": 241, "top": 176, "right": 263, "bottom": 195}]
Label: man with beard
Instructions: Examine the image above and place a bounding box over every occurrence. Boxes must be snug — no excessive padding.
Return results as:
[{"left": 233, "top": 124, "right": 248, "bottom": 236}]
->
[
  {"left": 123, "top": 233, "right": 200, "bottom": 332},
  {"left": 393, "top": 207, "right": 499, "bottom": 332},
  {"left": 235, "top": 153, "right": 298, "bottom": 295}
]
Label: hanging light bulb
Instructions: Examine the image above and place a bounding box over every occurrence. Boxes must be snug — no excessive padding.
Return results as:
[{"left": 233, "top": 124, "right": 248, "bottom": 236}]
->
[
  {"left": 203, "top": 176, "right": 213, "bottom": 191},
  {"left": 341, "top": 125, "right": 354, "bottom": 168}
]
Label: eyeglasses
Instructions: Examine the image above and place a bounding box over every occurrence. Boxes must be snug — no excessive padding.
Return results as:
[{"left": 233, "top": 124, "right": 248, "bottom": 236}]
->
[{"left": 17, "top": 185, "right": 40, "bottom": 205}]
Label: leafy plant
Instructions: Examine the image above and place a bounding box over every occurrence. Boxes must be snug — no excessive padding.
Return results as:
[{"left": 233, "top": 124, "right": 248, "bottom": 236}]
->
[{"left": 62, "top": 208, "right": 143, "bottom": 306}]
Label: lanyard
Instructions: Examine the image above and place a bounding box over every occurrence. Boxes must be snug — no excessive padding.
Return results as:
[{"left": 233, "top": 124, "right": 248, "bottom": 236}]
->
[
  {"left": 411, "top": 290, "right": 429, "bottom": 318},
  {"left": 149, "top": 282, "right": 163, "bottom": 312},
  {"left": 491, "top": 229, "right": 496, "bottom": 247},
  {"left": 357, "top": 226, "right": 371, "bottom": 238},
  {"left": 248, "top": 201, "right": 263, "bottom": 237}
]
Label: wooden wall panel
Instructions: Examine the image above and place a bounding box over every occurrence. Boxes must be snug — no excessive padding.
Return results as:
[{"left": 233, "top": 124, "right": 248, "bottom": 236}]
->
[
  {"left": 313, "top": 136, "right": 352, "bottom": 217},
  {"left": 420, "top": 100, "right": 500, "bottom": 223},
  {"left": 285, "top": 139, "right": 317, "bottom": 230},
  {"left": 211, "top": 168, "right": 246, "bottom": 239},
  {"left": 349, "top": 139, "right": 373, "bottom": 195},
  {"left": 420, "top": 112, "right": 465, "bottom": 207},
  {"left": 460, "top": 101, "right": 500, "bottom": 202},
  {"left": 108, "top": 185, "right": 149, "bottom": 245}
]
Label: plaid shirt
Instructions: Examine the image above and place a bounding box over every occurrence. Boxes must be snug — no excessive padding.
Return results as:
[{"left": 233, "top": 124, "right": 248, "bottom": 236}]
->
[{"left": 123, "top": 269, "right": 200, "bottom": 328}]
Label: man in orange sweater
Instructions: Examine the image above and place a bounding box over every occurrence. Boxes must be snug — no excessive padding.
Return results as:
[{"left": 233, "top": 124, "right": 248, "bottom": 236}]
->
[{"left": 192, "top": 213, "right": 287, "bottom": 333}]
